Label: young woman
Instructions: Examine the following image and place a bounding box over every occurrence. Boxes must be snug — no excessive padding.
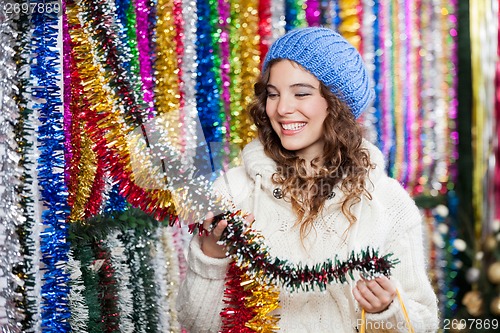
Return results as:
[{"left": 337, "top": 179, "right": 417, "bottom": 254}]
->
[{"left": 177, "top": 27, "right": 439, "bottom": 332}]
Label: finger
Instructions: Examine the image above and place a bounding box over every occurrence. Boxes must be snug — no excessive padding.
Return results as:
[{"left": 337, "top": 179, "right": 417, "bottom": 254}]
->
[
  {"left": 356, "top": 280, "right": 383, "bottom": 310},
  {"left": 244, "top": 213, "right": 255, "bottom": 225},
  {"left": 374, "top": 276, "right": 397, "bottom": 295},
  {"left": 364, "top": 277, "right": 396, "bottom": 302},
  {"left": 352, "top": 286, "right": 372, "bottom": 311},
  {"left": 212, "top": 219, "right": 228, "bottom": 238},
  {"left": 203, "top": 212, "right": 214, "bottom": 230},
  {"left": 363, "top": 279, "right": 386, "bottom": 298}
]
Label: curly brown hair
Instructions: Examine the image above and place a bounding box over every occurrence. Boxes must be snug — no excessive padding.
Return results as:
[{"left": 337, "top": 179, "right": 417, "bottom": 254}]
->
[{"left": 249, "top": 59, "right": 374, "bottom": 238}]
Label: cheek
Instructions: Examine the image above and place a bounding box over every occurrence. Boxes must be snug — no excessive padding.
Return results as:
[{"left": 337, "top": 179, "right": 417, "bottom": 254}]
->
[{"left": 265, "top": 102, "right": 276, "bottom": 119}]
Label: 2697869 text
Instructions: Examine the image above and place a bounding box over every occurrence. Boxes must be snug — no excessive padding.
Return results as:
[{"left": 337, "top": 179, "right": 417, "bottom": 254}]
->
[
  {"left": 443, "top": 318, "right": 498, "bottom": 331},
  {"left": 2, "top": 1, "right": 62, "bottom": 17}
]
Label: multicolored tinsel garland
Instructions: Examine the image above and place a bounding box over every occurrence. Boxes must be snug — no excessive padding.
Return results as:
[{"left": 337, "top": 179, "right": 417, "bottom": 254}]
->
[
  {"left": 30, "top": 1, "right": 71, "bottom": 331},
  {"left": 0, "top": 2, "right": 26, "bottom": 330},
  {"left": 172, "top": 0, "right": 186, "bottom": 150},
  {"left": 64, "top": 5, "right": 107, "bottom": 221},
  {"left": 387, "top": 0, "right": 401, "bottom": 179},
  {"left": 216, "top": 212, "right": 399, "bottom": 292},
  {"left": 318, "top": 0, "right": 332, "bottom": 27},
  {"left": 66, "top": 0, "right": 178, "bottom": 221},
  {"left": 220, "top": 263, "right": 271, "bottom": 333},
  {"left": 221, "top": 263, "right": 281, "bottom": 333},
  {"left": 219, "top": 212, "right": 397, "bottom": 331},
  {"left": 172, "top": 224, "right": 189, "bottom": 281}
]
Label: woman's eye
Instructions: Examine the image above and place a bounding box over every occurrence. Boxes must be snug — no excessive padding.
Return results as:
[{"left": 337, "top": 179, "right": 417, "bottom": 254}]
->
[
  {"left": 295, "top": 93, "right": 311, "bottom": 97},
  {"left": 267, "top": 92, "right": 279, "bottom": 98}
]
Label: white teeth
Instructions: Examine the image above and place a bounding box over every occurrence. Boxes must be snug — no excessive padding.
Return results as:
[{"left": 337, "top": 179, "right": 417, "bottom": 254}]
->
[{"left": 282, "top": 123, "right": 306, "bottom": 130}]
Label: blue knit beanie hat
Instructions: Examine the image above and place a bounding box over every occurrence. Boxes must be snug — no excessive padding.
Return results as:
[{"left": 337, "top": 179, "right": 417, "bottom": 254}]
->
[{"left": 262, "top": 27, "right": 374, "bottom": 119}]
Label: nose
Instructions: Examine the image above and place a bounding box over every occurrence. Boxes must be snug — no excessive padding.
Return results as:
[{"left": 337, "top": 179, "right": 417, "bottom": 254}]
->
[{"left": 276, "top": 95, "right": 295, "bottom": 116}]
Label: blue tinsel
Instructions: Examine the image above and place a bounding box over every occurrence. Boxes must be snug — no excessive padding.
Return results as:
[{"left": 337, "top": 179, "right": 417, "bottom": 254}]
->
[
  {"left": 31, "top": 1, "right": 71, "bottom": 331},
  {"left": 195, "top": 0, "right": 223, "bottom": 177}
]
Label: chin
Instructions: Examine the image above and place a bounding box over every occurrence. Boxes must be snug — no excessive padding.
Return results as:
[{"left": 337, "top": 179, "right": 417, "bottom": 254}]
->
[{"left": 279, "top": 140, "right": 305, "bottom": 152}]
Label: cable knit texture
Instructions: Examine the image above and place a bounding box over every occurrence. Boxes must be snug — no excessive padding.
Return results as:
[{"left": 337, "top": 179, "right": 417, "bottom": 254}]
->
[
  {"left": 176, "top": 139, "right": 439, "bottom": 333},
  {"left": 262, "top": 27, "right": 375, "bottom": 119}
]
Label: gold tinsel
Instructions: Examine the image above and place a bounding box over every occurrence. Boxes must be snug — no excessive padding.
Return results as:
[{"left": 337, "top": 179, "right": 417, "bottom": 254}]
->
[
  {"left": 154, "top": 0, "right": 181, "bottom": 114},
  {"left": 230, "top": 0, "right": 259, "bottom": 154},
  {"left": 338, "top": 0, "right": 361, "bottom": 50},
  {"left": 242, "top": 271, "right": 281, "bottom": 332},
  {"left": 69, "top": 127, "right": 98, "bottom": 222}
]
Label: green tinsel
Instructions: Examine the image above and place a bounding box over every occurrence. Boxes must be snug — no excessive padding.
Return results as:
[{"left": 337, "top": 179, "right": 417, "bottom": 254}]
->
[
  {"left": 126, "top": 0, "right": 140, "bottom": 80},
  {"left": 139, "top": 237, "right": 161, "bottom": 333},
  {"left": 69, "top": 207, "right": 165, "bottom": 244},
  {"left": 121, "top": 226, "right": 160, "bottom": 333},
  {"left": 73, "top": 244, "right": 106, "bottom": 333},
  {"left": 69, "top": 208, "right": 166, "bottom": 331}
]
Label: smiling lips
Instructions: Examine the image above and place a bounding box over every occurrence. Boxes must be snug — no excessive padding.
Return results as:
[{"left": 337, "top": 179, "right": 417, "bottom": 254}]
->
[{"left": 281, "top": 122, "right": 306, "bottom": 133}]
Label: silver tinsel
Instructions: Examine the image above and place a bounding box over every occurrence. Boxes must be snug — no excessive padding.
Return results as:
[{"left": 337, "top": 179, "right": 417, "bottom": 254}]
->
[
  {"left": 106, "top": 230, "right": 135, "bottom": 333},
  {"left": 67, "top": 251, "right": 90, "bottom": 333},
  {"left": 271, "top": 0, "right": 286, "bottom": 42},
  {"left": 181, "top": 0, "right": 199, "bottom": 168}
]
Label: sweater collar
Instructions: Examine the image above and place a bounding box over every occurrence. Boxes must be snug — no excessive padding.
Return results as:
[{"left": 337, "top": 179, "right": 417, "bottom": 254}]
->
[{"left": 241, "top": 138, "right": 386, "bottom": 197}]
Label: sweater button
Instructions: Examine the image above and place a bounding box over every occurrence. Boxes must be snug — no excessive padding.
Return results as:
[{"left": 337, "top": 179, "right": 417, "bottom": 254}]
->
[
  {"left": 273, "top": 188, "right": 283, "bottom": 199},
  {"left": 327, "top": 191, "right": 336, "bottom": 200}
]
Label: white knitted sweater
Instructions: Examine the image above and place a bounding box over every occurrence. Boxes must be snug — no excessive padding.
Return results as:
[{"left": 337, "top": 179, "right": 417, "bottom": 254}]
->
[{"left": 176, "top": 139, "right": 439, "bottom": 333}]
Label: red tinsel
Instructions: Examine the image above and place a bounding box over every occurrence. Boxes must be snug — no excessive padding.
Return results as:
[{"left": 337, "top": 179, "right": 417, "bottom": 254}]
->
[
  {"left": 258, "top": 0, "right": 272, "bottom": 65},
  {"left": 220, "top": 262, "right": 255, "bottom": 333}
]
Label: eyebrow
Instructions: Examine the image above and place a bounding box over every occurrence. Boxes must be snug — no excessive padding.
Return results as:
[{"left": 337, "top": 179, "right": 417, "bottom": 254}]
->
[{"left": 266, "top": 83, "right": 318, "bottom": 90}]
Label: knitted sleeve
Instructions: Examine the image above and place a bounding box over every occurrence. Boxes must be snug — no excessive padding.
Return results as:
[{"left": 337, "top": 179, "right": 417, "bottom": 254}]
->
[
  {"left": 176, "top": 235, "right": 230, "bottom": 332},
  {"left": 176, "top": 167, "right": 251, "bottom": 332},
  {"left": 364, "top": 177, "right": 439, "bottom": 333}
]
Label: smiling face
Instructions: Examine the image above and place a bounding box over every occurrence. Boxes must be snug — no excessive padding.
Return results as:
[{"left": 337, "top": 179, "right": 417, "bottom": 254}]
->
[{"left": 265, "top": 60, "right": 329, "bottom": 162}]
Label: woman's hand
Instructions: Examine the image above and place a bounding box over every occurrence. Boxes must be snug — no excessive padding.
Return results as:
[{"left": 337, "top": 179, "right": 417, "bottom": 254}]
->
[
  {"left": 200, "top": 212, "right": 228, "bottom": 258},
  {"left": 352, "top": 275, "right": 397, "bottom": 313},
  {"left": 200, "top": 212, "right": 255, "bottom": 259}
]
